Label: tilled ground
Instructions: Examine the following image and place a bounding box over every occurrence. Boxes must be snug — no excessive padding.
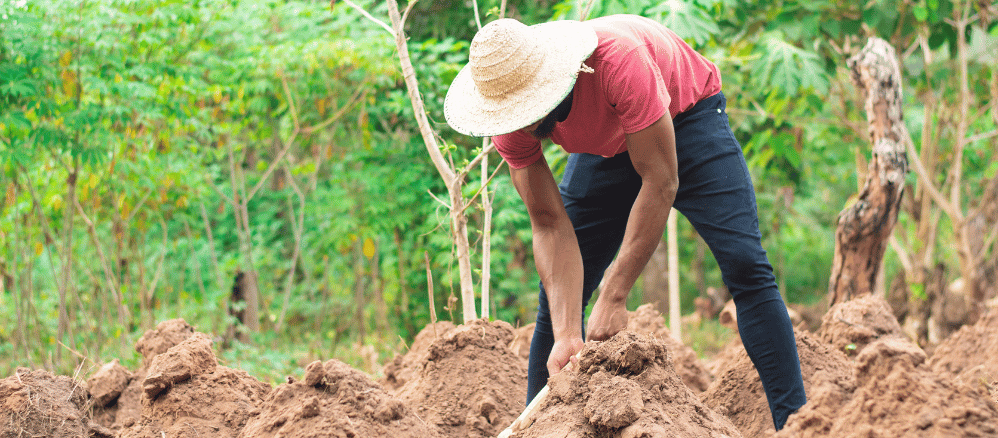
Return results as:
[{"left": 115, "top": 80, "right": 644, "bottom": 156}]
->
[{"left": 3, "top": 299, "right": 998, "bottom": 438}]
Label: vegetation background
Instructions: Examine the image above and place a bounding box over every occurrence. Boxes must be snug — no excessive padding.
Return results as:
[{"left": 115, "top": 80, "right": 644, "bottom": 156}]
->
[{"left": 1, "top": 0, "right": 995, "bottom": 383}]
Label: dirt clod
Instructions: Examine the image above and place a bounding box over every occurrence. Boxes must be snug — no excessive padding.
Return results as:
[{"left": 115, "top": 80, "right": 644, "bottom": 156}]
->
[
  {"left": 627, "top": 303, "right": 713, "bottom": 392},
  {"left": 516, "top": 331, "right": 741, "bottom": 438},
  {"left": 87, "top": 358, "right": 132, "bottom": 407},
  {"left": 1, "top": 368, "right": 108, "bottom": 438},
  {"left": 776, "top": 336, "right": 998, "bottom": 437},
  {"left": 134, "top": 318, "right": 196, "bottom": 368},
  {"left": 241, "top": 358, "right": 444, "bottom": 438},
  {"left": 817, "top": 295, "right": 903, "bottom": 357},
  {"left": 119, "top": 331, "right": 270, "bottom": 438},
  {"left": 701, "top": 329, "right": 855, "bottom": 438},
  {"left": 142, "top": 332, "right": 218, "bottom": 399},
  {"left": 394, "top": 319, "right": 528, "bottom": 438}
]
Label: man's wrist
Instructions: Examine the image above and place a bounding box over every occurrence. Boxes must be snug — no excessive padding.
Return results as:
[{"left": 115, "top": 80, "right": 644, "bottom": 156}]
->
[
  {"left": 598, "top": 283, "right": 630, "bottom": 304},
  {"left": 553, "top": 326, "right": 583, "bottom": 341}
]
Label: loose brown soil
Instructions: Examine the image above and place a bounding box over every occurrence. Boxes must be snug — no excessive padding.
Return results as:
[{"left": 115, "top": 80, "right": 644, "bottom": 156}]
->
[
  {"left": 118, "top": 332, "right": 272, "bottom": 438},
  {"left": 816, "top": 294, "right": 903, "bottom": 357},
  {"left": 510, "top": 331, "right": 741, "bottom": 438},
  {"left": 701, "top": 328, "right": 855, "bottom": 438},
  {"left": 1, "top": 368, "right": 111, "bottom": 438},
  {"left": 494, "top": 304, "right": 714, "bottom": 393},
  {"left": 393, "top": 319, "right": 528, "bottom": 438},
  {"left": 6, "top": 297, "right": 998, "bottom": 437},
  {"left": 381, "top": 320, "right": 457, "bottom": 391},
  {"left": 241, "top": 359, "right": 445, "bottom": 438},
  {"left": 928, "top": 307, "right": 998, "bottom": 402},
  {"left": 93, "top": 318, "right": 199, "bottom": 432},
  {"left": 776, "top": 336, "right": 998, "bottom": 437},
  {"left": 626, "top": 303, "right": 713, "bottom": 393}
]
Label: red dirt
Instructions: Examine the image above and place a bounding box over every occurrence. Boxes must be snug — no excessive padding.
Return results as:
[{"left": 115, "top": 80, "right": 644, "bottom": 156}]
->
[
  {"left": 497, "top": 305, "right": 714, "bottom": 393},
  {"left": 776, "top": 335, "right": 998, "bottom": 437},
  {"left": 510, "top": 322, "right": 534, "bottom": 360},
  {"left": 241, "top": 359, "right": 445, "bottom": 438},
  {"left": 9, "top": 300, "right": 998, "bottom": 437},
  {"left": 700, "top": 328, "right": 855, "bottom": 438},
  {"left": 816, "top": 294, "right": 904, "bottom": 357},
  {"left": 1, "top": 368, "right": 112, "bottom": 438},
  {"left": 928, "top": 307, "right": 998, "bottom": 403},
  {"left": 118, "top": 332, "right": 271, "bottom": 438},
  {"left": 510, "top": 331, "right": 741, "bottom": 438},
  {"left": 134, "top": 318, "right": 196, "bottom": 368},
  {"left": 626, "top": 303, "right": 713, "bottom": 393},
  {"left": 88, "top": 359, "right": 132, "bottom": 408},
  {"left": 92, "top": 318, "right": 200, "bottom": 432},
  {"left": 393, "top": 319, "right": 529, "bottom": 438},
  {"left": 381, "top": 320, "right": 456, "bottom": 391}
]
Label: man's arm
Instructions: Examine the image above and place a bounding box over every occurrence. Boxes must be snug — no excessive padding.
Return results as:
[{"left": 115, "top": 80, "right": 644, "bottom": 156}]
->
[
  {"left": 587, "top": 112, "right": 679, "bottom": 341},
  {"left": 509, "top": 155, "right": 586, "bottom": 375}
]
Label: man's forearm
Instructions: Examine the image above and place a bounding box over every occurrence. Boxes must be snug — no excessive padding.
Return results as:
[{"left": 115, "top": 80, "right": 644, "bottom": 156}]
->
[
  {"left": 600, "top": 181, "right": 675, "bottom": 302},
  {"left": 532, "top": 221, "right": 585, "bottom": 340}
]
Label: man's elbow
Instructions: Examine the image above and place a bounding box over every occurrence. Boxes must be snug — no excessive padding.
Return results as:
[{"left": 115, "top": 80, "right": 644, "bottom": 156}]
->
[
  {"left": 649, "top": 175, "right": 679, "bottom": 202},
  {"left": 528, "top": 208, "right": 564, "bottom": 229}
]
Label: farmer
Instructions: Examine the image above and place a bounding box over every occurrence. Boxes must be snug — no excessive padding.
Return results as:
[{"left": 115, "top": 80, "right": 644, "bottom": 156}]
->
[{"left": 443, "top": 14, "right": 806, "bottom": 429}]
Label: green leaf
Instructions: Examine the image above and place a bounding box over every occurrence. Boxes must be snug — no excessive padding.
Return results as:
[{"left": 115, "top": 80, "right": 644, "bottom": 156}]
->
[
  {"left": 752, "top": 33, "right": 830, "bottom": 95},
  {"left": 648, "top": 0, "right": 720, "bottom": 46},
  {"left": 913, "top": 5, "right": 928, "bottom": 22}
]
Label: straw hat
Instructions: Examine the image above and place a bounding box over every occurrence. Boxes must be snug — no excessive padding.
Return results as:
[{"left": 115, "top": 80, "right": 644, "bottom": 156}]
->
[{"left": 444, "top": 18, "right": 598, "bottom": 137}]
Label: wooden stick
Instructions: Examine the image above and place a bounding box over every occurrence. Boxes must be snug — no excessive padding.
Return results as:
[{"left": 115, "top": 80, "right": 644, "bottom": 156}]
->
[
  {"left": 497, "top": 361, "right": 576, "bottom": 437},
  {"left": 425, "top": 251, "right": 438, "bottom": 338}
]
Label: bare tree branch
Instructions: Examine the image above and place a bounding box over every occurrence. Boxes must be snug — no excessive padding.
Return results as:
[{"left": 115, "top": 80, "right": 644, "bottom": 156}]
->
[{"left": 342, "top": 0, "right": 396, "bottom": 36}]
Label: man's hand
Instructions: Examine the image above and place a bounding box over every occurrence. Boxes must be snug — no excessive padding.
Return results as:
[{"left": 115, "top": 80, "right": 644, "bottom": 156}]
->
[
  {"left": 586, "top": 294, "right": 629, "bottom": 341},
  {"left": 547, "top": 337, "right": 584, "bottom": 376}
]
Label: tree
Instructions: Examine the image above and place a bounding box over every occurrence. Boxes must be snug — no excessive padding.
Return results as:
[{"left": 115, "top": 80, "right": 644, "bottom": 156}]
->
[{"left": 828, "top": 38, "right": 910, "bottom": 305}]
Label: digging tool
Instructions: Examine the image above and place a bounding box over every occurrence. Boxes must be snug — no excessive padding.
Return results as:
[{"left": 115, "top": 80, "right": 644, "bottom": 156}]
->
[{"left": 497, "top": 359, "right": 576, "bottom": 438}]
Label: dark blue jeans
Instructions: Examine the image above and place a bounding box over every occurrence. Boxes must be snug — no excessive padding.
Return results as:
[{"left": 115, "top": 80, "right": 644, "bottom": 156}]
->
[{"left": 526, "top": 92, "right": 806, "bottom": 430}]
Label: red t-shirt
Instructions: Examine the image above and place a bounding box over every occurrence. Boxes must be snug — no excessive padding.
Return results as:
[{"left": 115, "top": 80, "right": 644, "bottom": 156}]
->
[{"left": 493, "top": 15, "right": 722, "bottom": 169}]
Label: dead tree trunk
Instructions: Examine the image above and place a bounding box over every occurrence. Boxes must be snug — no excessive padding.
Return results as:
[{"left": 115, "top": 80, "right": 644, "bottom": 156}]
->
[{"left": 828, "top": 38, "right": 910, "bottom": 305}]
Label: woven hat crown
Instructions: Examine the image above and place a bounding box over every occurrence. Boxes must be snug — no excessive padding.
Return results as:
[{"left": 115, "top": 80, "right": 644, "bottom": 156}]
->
[
  {"left": 443, "top": 18, "right": 597, "bottom": 137},
  {"left": 469, "top": 19, "right": 544, "bottom": 98}
]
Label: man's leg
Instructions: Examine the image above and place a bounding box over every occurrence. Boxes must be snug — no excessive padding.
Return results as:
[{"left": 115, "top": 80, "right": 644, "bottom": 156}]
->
[
  {"left": 527, "top": 152, "right": 642, "bottom": 402},
  {"left": 670, "top": 92, "right": 807, "bottom": 430}
]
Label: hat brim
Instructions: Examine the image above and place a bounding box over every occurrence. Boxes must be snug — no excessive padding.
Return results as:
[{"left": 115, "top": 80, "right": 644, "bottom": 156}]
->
[{"left": 444, "top": 20, "right": 598, "bottom": 138}]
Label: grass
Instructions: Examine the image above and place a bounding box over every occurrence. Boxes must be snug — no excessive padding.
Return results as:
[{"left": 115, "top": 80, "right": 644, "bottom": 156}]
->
[{"left": 682, "top": 317, "right": 738, "bottom": 361}]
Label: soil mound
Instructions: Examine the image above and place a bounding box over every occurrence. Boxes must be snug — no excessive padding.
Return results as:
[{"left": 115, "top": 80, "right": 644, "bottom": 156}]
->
[
  {"left": 500, "top": 305, "right": 714, "bottom": 393},
  {"left": 118, "top": 332, "right": 271, "bottom": 438},
  {"left": 93, "top": 318, "right": 199, "bottom": 431},
  {"left": 511, "top": 331, "right": 740, "bottom": 438},
  {"left": 776, "top": 336, "right": 998, "bottom": 437},
  {"left": 929, "top": 307, "right": 998, "bottom": 401},
  {"left": 87, "top": 359, "right": 132, "bottom": 408},
  {"left": 627, "top": 303, "right": 713, "bottom": 392},
  {"left": 1, "top": 368, "right": 111, "bottom": 438},
  {"left": 381, "top": 320, "right": 456, "bottom": 391},
  {"left": 510, "top": 322, "right": 534, "bottom": 360},
  {"left": 241, "top": 359, "right": 445, "bottom": 438},
  {"left": 701, "top": 329, "right": 855, "bottom": 438},
  {"left": 135, "top": 318, "right": 196, "bottom": 368},
  {"left": 816, "top": 295, "right": 904, "bottom": 357},
  {"left": 394, "top": 319, "right": 528, "bottom": 438}
]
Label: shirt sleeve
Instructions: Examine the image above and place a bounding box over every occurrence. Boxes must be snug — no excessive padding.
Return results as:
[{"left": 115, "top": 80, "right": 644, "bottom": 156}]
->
[
  {"left": 492, "top": 130, "right": 543, "bottom": 169},
  {"left": 603, "top": 46, "right": 669, "bottom": 134}
]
